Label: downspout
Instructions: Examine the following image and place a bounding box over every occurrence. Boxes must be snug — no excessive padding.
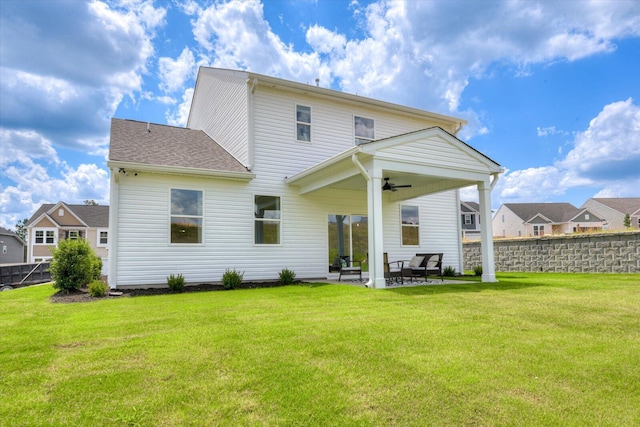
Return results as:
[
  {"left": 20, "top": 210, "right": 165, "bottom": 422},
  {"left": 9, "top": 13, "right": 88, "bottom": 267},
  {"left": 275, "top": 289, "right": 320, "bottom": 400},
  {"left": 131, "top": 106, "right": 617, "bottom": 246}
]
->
[
  {"left": 247, "top": 78, "right": 258, "bottom": 170},
  {"left": 351, "top": 154, "right": 374, "bottom": 288},
  {"left": 490, "top": 170, "right": 502, "bottom": 191}
]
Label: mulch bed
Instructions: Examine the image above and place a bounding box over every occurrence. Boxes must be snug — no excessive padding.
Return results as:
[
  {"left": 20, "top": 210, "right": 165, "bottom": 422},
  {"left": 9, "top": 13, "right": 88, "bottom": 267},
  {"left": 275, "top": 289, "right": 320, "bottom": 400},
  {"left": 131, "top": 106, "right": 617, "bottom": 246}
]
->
[{"left": 50, "top": 281, "right": 298, "bottom": 303}]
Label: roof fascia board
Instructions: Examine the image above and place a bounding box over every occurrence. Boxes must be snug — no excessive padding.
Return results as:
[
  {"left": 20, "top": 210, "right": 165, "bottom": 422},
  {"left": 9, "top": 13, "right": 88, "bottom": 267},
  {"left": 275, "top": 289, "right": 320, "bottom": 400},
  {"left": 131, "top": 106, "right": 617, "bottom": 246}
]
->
[
  {"left": 285, "top": 146, "right": 360, "bottom": 184},
  {"left": 246, "top": 71, "right": 465, "bottom": 128},
  {"left": 107, "top": 161, "right": 255, "bottom": 181},
  {"left": 525, "top": 213, "right": 553, "bottom": 224}
]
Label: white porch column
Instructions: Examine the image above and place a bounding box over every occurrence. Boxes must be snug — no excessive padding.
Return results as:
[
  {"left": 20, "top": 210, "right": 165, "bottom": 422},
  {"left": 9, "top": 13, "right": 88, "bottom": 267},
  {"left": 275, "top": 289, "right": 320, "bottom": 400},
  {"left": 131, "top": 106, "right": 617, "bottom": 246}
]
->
[
  {"left": 368, "top": 169, "right": 386, "bottom": 289},
  {"left": 478, "top": 179, "right": 497, "bottom": 282}
]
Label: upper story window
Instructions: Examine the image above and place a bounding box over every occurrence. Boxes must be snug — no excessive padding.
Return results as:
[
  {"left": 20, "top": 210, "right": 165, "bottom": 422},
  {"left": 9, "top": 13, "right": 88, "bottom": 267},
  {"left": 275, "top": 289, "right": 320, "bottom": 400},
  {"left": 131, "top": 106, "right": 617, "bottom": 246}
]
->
[
  {"left": 585, "top": 214, "right": 590, "bottom": 220},
  {"left": 68, "top": 231, "right": 79, "bottom": 240},
  {"left": 97, "top": 229, "right": 108, "bottom": 247},
  {"left": 255, "top": 195, "right": 281, "bottom": 245},
  {"left": 34, "top": 229, "right": 56, "bottom": 245},
  {"left": 464, "top": 214, "right": 472, "bottom": 225},
  {"left": 296, "top": 105, "right": 311, "bottom": 142},
  {"left": 170, "top": 189, "right": 203, "bottom": 244},
  {"left": 401, "top": 205, "right": 419, "bottom": 246},
  {"left": 354, "top": 116, "right": 374, "bottom": 145}
]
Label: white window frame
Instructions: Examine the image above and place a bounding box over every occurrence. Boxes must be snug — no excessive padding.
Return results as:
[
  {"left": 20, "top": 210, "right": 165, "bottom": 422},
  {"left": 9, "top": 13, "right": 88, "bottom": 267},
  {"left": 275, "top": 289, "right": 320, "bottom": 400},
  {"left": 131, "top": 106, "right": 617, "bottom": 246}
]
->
[
  {"left": 354, "top": 115, "right": 375, "bottom": 145},
  {"left": 295, "top": 104, "right": 311, "bottom": 142},
  {"left": 68, "top": 231, "right": 79, "bottom": 240},
  {"left": 34, "top": 228, "right": 57, "bottom": 245},
  {"left": 400, "top": 205, "right": 420, "bottom": 246},
  {"left": 169, "top": 188, "right": 204, "bottom": 245},
  {"left": 254, "top": 194, "right": 281, "bottom": 245},
  {"left": 97, "top": 228, "right": 108, "bottom": 247},
  {"left": 464, "top": 214, "right": 472, "bottom": 225},
  {"left": 585, "top": 214, "right": 590, "bottom": 220}
]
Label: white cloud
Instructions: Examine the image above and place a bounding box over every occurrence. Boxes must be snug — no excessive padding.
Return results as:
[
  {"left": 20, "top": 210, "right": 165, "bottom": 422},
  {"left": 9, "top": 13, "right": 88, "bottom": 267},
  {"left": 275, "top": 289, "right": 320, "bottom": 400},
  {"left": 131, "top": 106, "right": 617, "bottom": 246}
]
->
[
  {"left": 158, "top": 47, "right": 196, "bottom": 93},
  {"left": 495, "top": 99, "right": 640, "bottom": 205},
  {"left": 537, "top": 126, "right": 569, "bottom": 137},
  {"left": 167, "top": 88, "right": 194, "bottom": 127},
  {"left": 0, "top": 129, "right": 59, "bottom": 167},
  {"left": 0, "top": 159, "right": 109, "bottom": 228}
]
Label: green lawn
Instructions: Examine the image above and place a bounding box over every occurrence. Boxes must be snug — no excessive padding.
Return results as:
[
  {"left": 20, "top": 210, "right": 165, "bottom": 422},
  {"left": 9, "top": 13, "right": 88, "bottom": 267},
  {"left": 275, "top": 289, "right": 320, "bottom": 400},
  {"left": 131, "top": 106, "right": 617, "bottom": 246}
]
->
[{"left": 1, "top": 273, "right": 639, "bottom": 426}]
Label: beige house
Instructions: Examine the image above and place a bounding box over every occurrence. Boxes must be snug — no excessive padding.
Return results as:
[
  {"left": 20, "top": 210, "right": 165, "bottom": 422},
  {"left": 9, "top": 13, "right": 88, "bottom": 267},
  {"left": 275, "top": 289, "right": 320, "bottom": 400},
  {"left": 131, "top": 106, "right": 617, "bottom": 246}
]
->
[
  {"left": 493, "top": 202, "right": 605, "bottom": 238},
  {"left": 581, "top": 198, "right": 640, "bottom": 231},
  {"left": 26, "top": 202, "right": 109, "bottom": 272}
]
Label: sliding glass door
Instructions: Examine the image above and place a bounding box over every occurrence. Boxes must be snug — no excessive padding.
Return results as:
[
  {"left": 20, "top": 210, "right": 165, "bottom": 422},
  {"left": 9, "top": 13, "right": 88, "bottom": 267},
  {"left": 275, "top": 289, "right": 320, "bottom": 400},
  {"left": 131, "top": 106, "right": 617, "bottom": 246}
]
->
[{"left": 328, "top": 214, "right": 368, "bottom": 272}]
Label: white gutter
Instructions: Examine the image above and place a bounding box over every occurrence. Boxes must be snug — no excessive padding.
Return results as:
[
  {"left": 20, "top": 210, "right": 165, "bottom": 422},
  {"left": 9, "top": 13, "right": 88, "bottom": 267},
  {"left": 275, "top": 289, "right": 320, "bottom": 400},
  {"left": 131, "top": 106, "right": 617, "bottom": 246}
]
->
[
  {"left": 351, "top": 153, "right": 374, "bottom": 288},
  {"left": 107, "top": 161, "right": 255, "bottom": 181},
  {"left": 490, "top": 170, "right": 503, "bottom": 191}
]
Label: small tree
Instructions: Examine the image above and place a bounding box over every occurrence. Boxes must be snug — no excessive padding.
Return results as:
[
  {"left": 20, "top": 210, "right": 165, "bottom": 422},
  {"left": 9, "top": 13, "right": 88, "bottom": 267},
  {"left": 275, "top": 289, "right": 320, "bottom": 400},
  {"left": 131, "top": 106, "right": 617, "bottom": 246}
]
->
[
  {"left": 50, "top": 239, "right": 102, "bottom": 292},
  {"left": 14, "top": 218, "right": 28, "bottom": 242},
  {"left": 623, "top": 213, "right": 631, "bottom": 228}
]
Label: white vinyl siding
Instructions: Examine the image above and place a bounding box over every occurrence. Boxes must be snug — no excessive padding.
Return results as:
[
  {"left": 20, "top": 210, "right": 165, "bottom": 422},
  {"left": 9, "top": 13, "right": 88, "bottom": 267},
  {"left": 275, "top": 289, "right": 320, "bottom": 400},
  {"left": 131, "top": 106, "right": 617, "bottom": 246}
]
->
[{"left": 187, "top": 69, "right": 249, "bottom": 165}]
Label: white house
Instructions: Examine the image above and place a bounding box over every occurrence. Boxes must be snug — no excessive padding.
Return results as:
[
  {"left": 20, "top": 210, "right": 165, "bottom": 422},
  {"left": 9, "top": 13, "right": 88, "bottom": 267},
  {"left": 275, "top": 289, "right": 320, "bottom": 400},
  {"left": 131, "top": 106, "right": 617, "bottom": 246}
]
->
[
  {"left": 493, "top": 202, "right": 605, "bottom": 238},
  {"left": 107, "top": 67, "right": 502, "bottom": 289}
]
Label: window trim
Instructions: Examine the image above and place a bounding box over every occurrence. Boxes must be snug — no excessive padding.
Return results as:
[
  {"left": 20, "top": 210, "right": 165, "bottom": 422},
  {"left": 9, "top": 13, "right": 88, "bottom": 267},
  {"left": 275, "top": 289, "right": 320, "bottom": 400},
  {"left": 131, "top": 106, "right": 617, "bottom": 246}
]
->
[
  {"left": 295, "top": 104, "right": 311, "bottom": 143},
  {"left": 68, "top": 231, "right": 79, "bottom": 240},
  {"left": 254, "top": 194, "right": 282, "bottom": 246},
  {"left": 400, "top": 205, "right": 420, "bottom": 247},
  {"left": 169, "top": 188, "right": 204, "bottom": 245},
  {"left": 354, "top": 115, "right": 375, "bottom": 145},
  {"left": 464, "top": 214, "right": 472, "bottom": 225},
  {"left": 97, "top": 228, "right": 108, "bottom": 247},
  {"left": 34, "top": 228, "right": 57, "bottom": 245}
]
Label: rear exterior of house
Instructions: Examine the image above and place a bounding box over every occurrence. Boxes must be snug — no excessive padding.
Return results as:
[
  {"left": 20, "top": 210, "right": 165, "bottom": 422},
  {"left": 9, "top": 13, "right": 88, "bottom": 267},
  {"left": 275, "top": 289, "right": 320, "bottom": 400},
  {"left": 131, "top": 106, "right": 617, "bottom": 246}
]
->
[
  {"left": 26, "top": 203, "right": 109, "bottom": 273},
  {"left": 108, "top": 68, "right": 502, "bottom": 289}
]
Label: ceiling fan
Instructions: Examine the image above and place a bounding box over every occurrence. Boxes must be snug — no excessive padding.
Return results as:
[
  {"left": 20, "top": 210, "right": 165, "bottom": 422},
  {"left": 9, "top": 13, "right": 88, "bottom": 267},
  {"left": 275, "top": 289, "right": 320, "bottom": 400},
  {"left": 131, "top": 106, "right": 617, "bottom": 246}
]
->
[{"left": 382, "top": 177, "right": 412, "bottom": 192}]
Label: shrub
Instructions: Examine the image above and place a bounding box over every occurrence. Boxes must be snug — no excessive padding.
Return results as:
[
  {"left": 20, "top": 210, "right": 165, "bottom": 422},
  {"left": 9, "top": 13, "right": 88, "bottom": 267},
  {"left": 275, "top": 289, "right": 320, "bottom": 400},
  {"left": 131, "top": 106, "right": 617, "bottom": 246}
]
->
[
  {"left": 50, "top": 238, "right": 102, "bottom": 292},
  {"left": 88, "top": 280, "right": 110, "bottom": 298},
  {"left": 279, "top": 268, "right": 296, "bottom": 285},
  {"left": 167, "top": 274, "right": 185, "bottom": 293},
  {"left": 443, "top": 265, "right": 456, "bottom": 277},
  {"left": 473, "top": 265, "right": 483, "bottom": 276},
  {"left": 222, "top": 268, "right": 244, "bottom": 290}
]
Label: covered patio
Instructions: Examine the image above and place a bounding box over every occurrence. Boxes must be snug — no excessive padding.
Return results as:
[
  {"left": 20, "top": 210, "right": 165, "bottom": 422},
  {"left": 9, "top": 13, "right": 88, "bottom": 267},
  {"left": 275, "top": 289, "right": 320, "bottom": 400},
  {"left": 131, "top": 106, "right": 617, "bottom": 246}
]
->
[{"left": 286, "top": 127, "right": 503, "bottom": 289}]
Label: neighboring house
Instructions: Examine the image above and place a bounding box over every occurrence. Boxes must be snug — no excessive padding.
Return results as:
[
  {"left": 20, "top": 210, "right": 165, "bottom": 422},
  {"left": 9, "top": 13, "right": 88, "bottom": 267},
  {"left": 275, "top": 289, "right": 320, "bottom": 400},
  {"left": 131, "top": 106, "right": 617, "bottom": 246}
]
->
[
  {"left": 493, "top": 202, "right": 605, "bottom": 238},
  {"left": 108, "top": 67, "right": 502, "bottom": 289},
  {"left": 581, "top": 198, "right": 640, "bottom": 231},
  {"left": 460, "top": 201, "right": 481, "bottom": 240},
  {"left": 26, "top": 202, "right": 109, "bottom": 273},
  {"left": 0, "top": 226, "right": 26, "bottom": 264}
]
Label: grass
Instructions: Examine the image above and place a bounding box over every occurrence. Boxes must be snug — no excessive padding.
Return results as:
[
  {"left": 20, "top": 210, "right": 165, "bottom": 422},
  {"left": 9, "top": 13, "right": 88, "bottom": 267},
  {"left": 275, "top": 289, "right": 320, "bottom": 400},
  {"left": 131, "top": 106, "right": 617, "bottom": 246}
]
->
[{"left": 1, "top": 273, "right": 639, "bottom": 426}]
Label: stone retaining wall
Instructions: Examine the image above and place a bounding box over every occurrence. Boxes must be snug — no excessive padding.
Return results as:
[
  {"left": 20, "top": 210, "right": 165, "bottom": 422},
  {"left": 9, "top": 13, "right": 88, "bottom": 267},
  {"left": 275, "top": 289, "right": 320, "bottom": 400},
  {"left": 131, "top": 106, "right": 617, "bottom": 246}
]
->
[{"left": 463, "top": 231, "right": 640, "bottom": 273}]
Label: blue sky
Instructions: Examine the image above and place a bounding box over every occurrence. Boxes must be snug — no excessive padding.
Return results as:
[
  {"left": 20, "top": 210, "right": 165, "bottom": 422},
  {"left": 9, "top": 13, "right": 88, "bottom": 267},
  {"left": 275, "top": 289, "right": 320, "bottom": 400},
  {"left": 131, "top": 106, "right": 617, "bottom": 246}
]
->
[{"left": 1, "top": 0, "right": 640, "bottom": 229}]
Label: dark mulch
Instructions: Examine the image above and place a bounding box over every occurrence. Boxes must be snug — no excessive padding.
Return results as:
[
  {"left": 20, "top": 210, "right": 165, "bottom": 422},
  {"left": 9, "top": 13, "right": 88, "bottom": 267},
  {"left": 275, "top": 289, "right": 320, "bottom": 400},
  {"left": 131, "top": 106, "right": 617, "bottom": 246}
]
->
[{"left": 50, "top": 281, "right": 301, "bottom": 303}]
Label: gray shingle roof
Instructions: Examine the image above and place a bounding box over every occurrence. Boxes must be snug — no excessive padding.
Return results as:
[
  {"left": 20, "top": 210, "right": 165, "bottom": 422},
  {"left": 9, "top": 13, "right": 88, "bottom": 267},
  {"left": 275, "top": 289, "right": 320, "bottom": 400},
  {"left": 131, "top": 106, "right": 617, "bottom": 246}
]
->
[
  {"left": 26, "top": 204, "right": 109, "bottom": 227},
  {"left": 504, "top": 203, "right": 583, "bottom": 223},
  {"left": 588, "top": 198, "right": 640, "bottom": 215},
  {"left": 109, "top": 118, "right": 249, "bottom": 173}
]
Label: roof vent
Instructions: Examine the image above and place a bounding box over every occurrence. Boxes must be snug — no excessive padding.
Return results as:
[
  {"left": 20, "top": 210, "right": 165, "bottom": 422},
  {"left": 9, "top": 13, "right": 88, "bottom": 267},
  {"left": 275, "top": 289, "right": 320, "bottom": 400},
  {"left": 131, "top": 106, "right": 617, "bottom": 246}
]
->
[
  {"left": 146, "top": 122, "right": 150, "bottom": 133},
  {"left": 315, "top": 78, "right": 319, "bottom": 87}
]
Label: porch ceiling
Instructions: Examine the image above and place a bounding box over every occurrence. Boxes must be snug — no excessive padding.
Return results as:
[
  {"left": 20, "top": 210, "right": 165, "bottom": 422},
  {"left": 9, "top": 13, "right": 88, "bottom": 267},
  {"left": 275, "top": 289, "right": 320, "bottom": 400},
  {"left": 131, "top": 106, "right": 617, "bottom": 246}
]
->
[{"left": 285, "top": 127, "right": 503, "bottom": 201}]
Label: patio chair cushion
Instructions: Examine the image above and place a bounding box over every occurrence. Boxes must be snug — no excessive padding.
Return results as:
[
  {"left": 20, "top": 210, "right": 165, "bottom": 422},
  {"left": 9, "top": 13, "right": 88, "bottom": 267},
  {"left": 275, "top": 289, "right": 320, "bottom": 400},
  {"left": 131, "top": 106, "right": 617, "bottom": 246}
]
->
[
  {"left": 408, "top": 255, "right": 425, "bottom": 268},
  {"left": 426, "top": 255, "right": 439, "bottom": 267}
]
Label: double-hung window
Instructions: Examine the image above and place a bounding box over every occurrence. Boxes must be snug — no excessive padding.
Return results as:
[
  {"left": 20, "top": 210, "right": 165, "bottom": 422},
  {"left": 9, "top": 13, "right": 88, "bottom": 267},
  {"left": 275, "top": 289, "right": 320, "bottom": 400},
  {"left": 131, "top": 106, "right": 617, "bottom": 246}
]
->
[
  {"left": 464, "top": 214, "right": 472, "bottom": 225},
  {"left": 533, "top": 225, "right": 545, "bottom": 236},
  {"left": 296, "top": 105, "right": 311, "bottom": 142},
  {"left": 68, "top": 231, "right": 79, "bottom": 240},
  {"left": 401, "top": 205, "right": 419, "bottom": 246},
  {"left": 97, "top": 229, "right": 108, "bottom": 247},
  {"left": 255, "top": 195, "right": 280, "bottom": 244},
  {"left": 354, "top": 116, "right": 374, "bottom": 145},
  {"left": 35, "top": 229, "right": 56, "bottom": 245},
  {"left": 170, "top": 189, "right": 203, "bottom": 244}
]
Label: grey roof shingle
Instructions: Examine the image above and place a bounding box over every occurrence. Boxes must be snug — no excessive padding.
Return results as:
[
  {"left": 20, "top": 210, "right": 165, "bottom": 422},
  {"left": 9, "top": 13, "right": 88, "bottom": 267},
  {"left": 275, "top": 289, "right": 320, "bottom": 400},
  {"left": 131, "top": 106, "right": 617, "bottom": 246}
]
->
[
  {"left": 504, "top": 203, "right": 583, "bottom": 223},
  {"left": 26, "top": 204, "right": 109, "bottom": 227},
  {"left": 109, "top": 118, "right": 249, "bottom": 173},
  {"left": 588, "top": 198, "right": 640, "bottom": 215}
]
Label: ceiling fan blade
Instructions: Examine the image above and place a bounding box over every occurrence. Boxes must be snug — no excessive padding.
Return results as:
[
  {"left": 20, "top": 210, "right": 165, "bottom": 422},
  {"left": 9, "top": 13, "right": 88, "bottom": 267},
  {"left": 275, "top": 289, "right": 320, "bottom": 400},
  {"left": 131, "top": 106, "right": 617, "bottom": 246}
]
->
[{"left": 394, "top": 184, "right": 412, "bottom": 188}]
